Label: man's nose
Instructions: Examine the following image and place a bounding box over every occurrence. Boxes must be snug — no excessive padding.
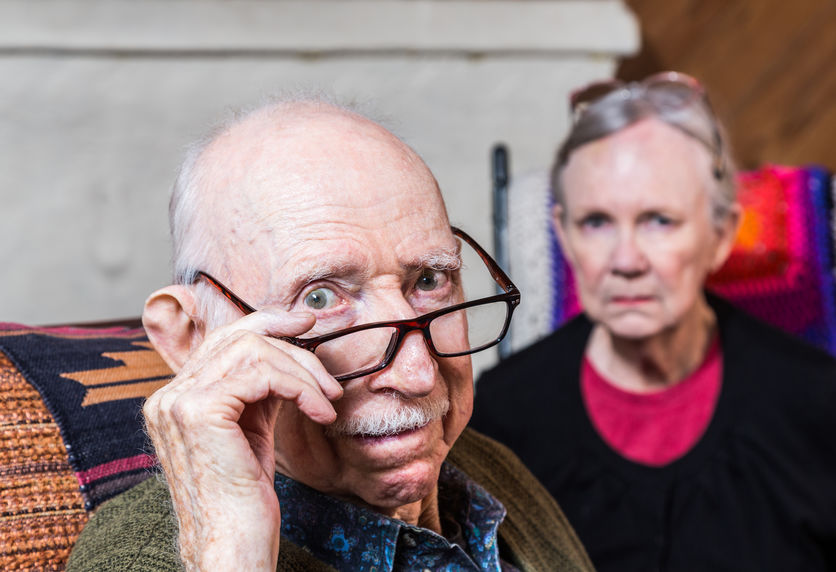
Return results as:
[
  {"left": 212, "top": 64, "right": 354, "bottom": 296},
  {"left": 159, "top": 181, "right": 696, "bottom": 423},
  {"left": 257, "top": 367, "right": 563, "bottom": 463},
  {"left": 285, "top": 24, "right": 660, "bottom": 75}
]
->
[
  {"left": 610, "top": 229, "right": 649, "bottom": 278},
  {"left": 366, "top": 329, "right": 438, "bottom": 399}
]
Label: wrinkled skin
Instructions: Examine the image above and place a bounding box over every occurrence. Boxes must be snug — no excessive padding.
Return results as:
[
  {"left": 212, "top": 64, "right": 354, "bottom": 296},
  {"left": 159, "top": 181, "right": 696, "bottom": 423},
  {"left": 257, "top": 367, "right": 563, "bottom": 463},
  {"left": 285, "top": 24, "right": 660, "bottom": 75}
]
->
[{"left": 141, "top": 104, "right": 474, "bottom": 570}]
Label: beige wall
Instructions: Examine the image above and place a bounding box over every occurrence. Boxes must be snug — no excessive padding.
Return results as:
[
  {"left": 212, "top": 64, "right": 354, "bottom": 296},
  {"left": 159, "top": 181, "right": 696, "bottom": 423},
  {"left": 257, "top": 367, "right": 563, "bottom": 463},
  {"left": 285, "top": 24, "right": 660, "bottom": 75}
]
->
[{"left": 0, "top": 0, "right": 637, "bottom": 369}]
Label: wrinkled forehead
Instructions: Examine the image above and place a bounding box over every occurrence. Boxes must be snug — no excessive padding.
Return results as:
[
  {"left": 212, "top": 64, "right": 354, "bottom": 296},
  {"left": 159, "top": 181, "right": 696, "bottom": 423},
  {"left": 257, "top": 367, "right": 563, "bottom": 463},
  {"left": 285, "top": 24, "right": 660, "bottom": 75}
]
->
[
  {"left": 192, "top": 105, "right": 453, "bottom": 292},
  {"left": 211, "top": 223, "right": 460, "bottom": 310},
  {"left": 562, "top": 118, "right": 714, "bottom": 207}
]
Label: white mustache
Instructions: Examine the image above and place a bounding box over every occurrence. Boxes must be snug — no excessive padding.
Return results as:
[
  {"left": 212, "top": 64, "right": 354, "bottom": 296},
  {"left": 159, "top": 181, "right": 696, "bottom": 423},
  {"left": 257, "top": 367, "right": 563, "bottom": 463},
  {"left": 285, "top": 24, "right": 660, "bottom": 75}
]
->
[{"left": 327, "top": 395, "right": 450, "bottom": 437}]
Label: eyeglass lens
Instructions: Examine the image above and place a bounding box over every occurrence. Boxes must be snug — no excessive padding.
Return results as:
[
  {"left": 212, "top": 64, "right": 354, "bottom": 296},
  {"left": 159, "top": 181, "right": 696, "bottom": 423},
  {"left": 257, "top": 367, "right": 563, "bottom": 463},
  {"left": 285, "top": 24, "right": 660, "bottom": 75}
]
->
[{"left": 311, "top": 300, "right": 510, "bottom": 379}]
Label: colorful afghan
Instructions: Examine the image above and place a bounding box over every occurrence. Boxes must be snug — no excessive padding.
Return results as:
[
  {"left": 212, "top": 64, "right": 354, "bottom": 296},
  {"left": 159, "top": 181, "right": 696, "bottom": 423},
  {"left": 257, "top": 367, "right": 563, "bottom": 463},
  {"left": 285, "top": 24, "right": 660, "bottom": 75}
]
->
[{"left": 706, "top": 166, "right": 836, "bottom": 354}]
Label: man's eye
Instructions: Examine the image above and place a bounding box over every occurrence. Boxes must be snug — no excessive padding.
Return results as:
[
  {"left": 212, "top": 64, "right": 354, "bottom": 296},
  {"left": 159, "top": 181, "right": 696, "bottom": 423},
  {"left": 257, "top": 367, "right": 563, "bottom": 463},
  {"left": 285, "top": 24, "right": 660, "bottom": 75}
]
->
[
  {"left": 416, "top": 269, "right": 440, "bottom": 291},
  {"left": 304, "top": 287, "right": 336, "bottom": 310}
]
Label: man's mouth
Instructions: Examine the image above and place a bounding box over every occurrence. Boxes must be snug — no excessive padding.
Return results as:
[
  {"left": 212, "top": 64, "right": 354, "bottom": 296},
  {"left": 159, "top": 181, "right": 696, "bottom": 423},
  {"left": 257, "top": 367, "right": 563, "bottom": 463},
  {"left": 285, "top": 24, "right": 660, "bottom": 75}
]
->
[{"left": 352, "top": 421, "right": 431, "bottom": 444}]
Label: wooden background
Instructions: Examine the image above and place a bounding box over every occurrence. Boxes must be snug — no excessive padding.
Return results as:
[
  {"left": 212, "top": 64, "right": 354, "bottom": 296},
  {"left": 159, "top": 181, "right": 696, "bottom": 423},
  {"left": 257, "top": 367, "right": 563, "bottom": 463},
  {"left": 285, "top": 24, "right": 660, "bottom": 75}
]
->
[{"left": 618, "top": 0, "right": 836, "bottom": 171}]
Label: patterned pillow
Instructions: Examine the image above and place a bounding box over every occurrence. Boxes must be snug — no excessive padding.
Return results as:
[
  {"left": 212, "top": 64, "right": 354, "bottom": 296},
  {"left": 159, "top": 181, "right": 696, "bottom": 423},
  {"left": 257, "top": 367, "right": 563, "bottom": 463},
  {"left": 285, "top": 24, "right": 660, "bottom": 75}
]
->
[{"left": 0, "top": 322, "right": 170, "bottom": 570}]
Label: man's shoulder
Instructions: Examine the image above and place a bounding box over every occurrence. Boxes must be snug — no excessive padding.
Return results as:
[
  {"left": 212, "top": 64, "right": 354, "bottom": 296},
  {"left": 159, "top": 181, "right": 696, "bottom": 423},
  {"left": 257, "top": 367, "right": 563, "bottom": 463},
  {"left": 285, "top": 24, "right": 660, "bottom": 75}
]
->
[
  {"left": 448, "top": 429, "right": 595, "bottom": 572},
  {"left": 67, "top": 475, "right": 180, "bottom": 571},
  {"left": 67, "top": 475, "right": 336, "bottom": 572}
]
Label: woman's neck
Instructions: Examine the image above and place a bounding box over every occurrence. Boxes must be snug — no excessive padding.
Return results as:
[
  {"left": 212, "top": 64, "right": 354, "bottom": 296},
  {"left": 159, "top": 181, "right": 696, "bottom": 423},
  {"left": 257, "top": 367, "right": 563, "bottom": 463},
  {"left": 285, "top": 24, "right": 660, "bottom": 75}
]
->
[{"left": 586, "top": 297, "right": 717, "bottom": 394}]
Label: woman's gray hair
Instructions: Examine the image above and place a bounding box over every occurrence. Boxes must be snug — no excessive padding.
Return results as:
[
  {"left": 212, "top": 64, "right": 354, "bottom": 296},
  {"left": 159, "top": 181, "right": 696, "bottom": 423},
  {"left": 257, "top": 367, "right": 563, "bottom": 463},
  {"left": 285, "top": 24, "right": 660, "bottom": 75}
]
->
[{"left": 550, "top": 81, "right": 738, "bottom": 229}]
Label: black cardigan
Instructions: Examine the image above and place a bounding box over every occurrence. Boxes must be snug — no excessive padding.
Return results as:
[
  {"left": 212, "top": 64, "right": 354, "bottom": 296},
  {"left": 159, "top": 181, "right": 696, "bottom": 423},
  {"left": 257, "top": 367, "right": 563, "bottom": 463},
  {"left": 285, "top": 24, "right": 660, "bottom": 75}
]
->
[{"left": 470, "top": 296, "right": 836, "bottom": 572}]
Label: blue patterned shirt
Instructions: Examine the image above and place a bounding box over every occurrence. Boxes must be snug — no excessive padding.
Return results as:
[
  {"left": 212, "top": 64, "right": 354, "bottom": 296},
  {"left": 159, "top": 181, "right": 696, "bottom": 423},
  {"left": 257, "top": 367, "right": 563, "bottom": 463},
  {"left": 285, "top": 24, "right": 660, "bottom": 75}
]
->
[{"left": 274, "top": 462, "right": 519, "bottom": 571}]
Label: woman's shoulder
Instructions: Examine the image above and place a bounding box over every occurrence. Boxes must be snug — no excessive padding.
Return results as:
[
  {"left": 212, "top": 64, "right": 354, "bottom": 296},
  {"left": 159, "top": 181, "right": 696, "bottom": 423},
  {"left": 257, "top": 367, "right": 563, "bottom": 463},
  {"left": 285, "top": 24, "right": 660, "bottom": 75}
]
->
[
  {"left": 716, "top": 295, "right": 836, "bottom": 381},
  {"left": 478, "top": 313, "right": 593, "bottom": 387},
  {"left": 471, "top": 315, "right": 592, "bottom": 442},
  {"left": 714, "top": 296, "right": 836, "bottom": 432}
]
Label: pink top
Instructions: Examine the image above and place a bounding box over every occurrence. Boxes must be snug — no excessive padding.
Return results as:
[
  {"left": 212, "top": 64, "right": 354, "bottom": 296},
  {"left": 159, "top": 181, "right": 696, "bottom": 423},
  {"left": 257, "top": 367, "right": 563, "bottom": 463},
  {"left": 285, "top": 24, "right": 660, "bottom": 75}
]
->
[{"left": 581, "top": 337, "right": 723, "bottom": 467}]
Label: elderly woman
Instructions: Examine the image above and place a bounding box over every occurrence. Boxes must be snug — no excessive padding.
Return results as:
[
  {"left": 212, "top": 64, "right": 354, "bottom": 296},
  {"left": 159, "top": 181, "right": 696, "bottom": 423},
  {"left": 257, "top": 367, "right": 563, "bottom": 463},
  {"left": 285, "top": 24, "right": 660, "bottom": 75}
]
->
[{"left": 470, "top": 72, "right": 836, "bottom": 571}]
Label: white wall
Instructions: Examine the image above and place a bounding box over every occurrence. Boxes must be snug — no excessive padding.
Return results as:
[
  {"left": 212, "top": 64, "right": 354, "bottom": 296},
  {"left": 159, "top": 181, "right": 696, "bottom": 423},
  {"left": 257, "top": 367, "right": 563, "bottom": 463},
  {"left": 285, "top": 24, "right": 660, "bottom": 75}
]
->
[{"left": 0, "top": 0, "right": 637, "bottom": 368}]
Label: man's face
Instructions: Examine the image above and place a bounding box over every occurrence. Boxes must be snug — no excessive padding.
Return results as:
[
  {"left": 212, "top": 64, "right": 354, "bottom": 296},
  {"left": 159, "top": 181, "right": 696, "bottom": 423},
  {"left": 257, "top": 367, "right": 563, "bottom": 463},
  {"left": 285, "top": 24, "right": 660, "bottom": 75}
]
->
[
  {"left": 198, "top": 109, "right": 473, "bottom": 514},
  {"left": 555, "top": 118, "right": 732, "bottom": 339}
]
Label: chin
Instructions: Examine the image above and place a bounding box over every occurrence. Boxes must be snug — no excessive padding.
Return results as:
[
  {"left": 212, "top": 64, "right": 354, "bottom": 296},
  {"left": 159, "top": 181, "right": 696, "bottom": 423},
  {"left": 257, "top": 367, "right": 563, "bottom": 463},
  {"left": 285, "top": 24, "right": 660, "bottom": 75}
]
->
[
  {"left": 361, "top": 458, "right": 442, "bottom": 509},
  {"left": 601, "top": 315, "right": 667, "bottom": 340}
]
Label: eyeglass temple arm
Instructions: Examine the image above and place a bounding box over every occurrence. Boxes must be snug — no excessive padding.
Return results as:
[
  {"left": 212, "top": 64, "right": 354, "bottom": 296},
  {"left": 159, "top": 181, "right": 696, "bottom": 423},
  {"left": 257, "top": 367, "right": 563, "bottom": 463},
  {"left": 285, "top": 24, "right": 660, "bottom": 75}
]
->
[
  {"left": 193, "top": 271, "right": 312, "bottom": 348},
  {"left": 193, "top": 271, "right": 258, "bottom": 315},
  {"left": 451, "top": 226, "right": 518, "bottom": 294}
]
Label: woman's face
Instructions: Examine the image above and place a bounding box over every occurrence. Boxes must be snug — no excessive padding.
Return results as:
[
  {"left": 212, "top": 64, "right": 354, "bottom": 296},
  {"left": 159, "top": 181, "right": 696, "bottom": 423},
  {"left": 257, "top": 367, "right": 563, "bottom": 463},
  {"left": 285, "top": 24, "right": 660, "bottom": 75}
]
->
[{"left": 554, "top": 119, "right": 739, "bottom": 340}]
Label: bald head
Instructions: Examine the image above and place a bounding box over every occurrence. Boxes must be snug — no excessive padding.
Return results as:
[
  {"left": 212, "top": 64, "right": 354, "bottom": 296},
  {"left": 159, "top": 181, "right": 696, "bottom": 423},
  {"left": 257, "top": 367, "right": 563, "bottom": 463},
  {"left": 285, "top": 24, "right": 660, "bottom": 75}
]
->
[{"left": 170, "top": 98, "right": 445, "bottom": 290}]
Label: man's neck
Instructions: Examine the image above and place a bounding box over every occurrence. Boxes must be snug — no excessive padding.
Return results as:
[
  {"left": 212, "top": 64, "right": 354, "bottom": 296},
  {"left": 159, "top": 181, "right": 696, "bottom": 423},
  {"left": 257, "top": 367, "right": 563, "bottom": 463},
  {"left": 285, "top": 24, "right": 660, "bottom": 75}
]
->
[
  {"left": 325, "top": 482, "right": 443, "bottom": 534},
  {"left": 378, "top": 486, "right": 442, "bottom": 533}
]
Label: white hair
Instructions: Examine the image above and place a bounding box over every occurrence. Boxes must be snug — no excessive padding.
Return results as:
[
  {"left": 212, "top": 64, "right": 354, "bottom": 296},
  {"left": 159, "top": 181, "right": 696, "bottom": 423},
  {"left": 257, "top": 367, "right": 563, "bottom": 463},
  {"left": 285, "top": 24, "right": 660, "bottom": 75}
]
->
[
  {"left": 326, "top": 393, "right": 450, "bottom": 438},
  {"left": 551, "top": 82, "right": 738, "bottom": 230}
]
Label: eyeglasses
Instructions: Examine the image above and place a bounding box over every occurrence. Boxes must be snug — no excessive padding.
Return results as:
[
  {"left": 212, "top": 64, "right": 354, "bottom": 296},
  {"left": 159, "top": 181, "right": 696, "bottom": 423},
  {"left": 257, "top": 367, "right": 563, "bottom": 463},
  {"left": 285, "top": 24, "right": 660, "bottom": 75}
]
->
[
  {"left": 193, "top": 226, "right": 520, "bottom": 382},
  {"left": 570, "top": 71, "right": 726, "bottom": 180}
]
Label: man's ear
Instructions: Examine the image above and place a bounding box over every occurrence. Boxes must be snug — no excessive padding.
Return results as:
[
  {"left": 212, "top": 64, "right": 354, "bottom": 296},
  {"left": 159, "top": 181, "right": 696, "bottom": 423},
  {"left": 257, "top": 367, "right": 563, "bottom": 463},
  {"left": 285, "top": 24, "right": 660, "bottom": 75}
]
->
[{"left": 142, "top": 285, "right": 203, "bottom": 373}]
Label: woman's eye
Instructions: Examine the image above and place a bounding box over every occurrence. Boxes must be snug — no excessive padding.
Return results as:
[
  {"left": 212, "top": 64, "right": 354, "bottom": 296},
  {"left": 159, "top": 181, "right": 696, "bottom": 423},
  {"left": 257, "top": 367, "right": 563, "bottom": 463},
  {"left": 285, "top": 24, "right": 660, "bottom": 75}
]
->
[
  {"left": 304, "top": 287, "right": 336, "bottom": 310},
  {"left": 645, "top": 213, "right": 675, "bottom": 228},
  {"left": 579, "top": 214, "right": 610, "bottom": 229},
  {"left": 416, "top": 269, "right": 441, "bottom": 291}
]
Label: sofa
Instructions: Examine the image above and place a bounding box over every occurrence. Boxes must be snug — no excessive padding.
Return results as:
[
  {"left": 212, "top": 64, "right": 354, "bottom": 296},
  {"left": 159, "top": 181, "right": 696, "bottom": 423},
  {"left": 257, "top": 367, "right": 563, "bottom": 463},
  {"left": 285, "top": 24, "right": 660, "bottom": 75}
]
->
[{"left": 0, "top": 321, "right": 169, "bottom": 570}]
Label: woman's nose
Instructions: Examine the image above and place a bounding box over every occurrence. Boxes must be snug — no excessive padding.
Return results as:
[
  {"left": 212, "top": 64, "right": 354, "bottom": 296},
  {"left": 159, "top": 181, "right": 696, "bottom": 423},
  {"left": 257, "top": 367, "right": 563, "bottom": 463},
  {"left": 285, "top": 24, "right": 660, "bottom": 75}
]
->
[{"left": 610, "top": 230, "right": 649, "bottom": 278}]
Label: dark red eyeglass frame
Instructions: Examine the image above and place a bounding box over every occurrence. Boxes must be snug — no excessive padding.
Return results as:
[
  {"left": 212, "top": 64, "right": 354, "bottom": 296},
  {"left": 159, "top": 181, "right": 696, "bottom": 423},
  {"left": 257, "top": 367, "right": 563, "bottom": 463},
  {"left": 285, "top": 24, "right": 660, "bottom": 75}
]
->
[{"left": 192, "top": 226, "right": 520, "bottom": 382}]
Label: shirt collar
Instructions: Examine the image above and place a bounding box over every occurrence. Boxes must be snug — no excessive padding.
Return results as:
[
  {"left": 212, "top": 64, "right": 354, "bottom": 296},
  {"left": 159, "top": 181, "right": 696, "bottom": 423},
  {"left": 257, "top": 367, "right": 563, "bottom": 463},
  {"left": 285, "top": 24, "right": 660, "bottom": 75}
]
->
[{"left": 274, "top": 462, "right": 508, "bottom": 571}]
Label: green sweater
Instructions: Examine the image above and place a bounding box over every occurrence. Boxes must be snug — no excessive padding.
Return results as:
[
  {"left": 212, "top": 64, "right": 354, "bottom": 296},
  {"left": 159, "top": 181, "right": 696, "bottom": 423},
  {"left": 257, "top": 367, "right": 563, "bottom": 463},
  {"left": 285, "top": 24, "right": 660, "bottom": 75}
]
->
[{"left": 67, "top": 429, "right": 594, "bottom": 571}]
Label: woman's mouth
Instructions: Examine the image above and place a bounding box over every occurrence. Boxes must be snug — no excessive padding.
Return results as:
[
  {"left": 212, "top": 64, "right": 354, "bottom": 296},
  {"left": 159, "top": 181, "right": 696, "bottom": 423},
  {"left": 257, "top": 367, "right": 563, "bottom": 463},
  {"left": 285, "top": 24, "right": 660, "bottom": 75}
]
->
[{"left": 610, "top": 295, "right": 653, "bottom": 305}]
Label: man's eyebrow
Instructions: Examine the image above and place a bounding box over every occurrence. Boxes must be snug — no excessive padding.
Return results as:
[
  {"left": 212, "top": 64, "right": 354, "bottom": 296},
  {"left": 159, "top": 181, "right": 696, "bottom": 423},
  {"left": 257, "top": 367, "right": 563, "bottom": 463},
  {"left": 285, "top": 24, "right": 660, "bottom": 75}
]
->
[
  {"left": 282, "top": 260, "right": 372, "bottom": 300},
  {"left": 404, "top": 248, "right": 463, "bottom": 271},
  {"left": 278, "top": 247, "right": 461, "bottom": 303}
]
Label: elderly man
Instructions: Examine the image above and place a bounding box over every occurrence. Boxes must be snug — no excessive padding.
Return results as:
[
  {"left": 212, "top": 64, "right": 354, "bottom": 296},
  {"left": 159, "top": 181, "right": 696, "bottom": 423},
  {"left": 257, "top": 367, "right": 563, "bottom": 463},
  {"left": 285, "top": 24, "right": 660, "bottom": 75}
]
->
[{"left": 67, "top": 99, "right": 594, "bottom": 571}]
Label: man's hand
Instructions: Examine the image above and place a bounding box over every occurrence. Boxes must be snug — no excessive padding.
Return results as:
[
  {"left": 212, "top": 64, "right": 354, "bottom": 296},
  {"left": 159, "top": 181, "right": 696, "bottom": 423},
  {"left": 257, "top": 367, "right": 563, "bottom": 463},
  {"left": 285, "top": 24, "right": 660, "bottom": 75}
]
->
[{"left": 143, "top": 310, "right": 343, "bottom": 571}]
